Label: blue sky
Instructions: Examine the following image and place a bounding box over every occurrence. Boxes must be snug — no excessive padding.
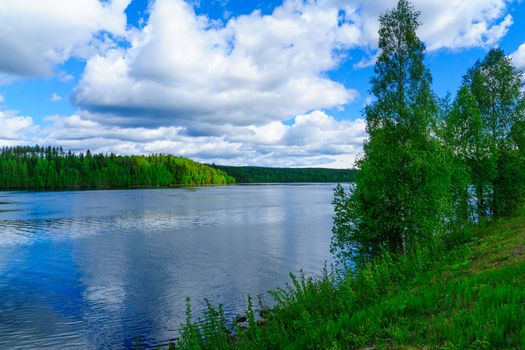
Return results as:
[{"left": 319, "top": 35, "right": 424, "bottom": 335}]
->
[{"left": 0, "top": 0, "right": 524, "bottom": 168}]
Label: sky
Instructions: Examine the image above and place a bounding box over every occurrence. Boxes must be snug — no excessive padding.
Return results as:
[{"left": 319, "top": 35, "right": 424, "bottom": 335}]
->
[{"left": 0, "top": 0, "right": 524, "bottom": 168}]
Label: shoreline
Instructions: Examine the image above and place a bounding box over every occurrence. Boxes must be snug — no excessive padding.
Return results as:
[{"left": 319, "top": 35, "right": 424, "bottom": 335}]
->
[{"left": 0, "top": 182, "right": 351, "bottom": 193}]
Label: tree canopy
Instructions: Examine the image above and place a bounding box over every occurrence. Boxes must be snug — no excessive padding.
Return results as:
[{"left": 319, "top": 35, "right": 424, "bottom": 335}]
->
[
  {"left": 0, "top": 146, "right": 235, "bottom": 190},
  {"left": 211, "top": 165, "right": 357, "bottom": 183},
  {"left": 332, "top": 0, "right": 454, "bottom": 262}
]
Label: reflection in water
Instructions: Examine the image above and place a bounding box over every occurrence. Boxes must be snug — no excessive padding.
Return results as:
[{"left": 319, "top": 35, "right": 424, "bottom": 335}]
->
[{"left": 0, "top": 185, "right": 336, "bottom": 349}]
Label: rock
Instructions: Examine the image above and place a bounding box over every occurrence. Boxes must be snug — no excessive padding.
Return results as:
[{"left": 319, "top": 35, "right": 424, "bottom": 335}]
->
[{"left": 234, "top": 315, "right": 247, "bottom": 323}]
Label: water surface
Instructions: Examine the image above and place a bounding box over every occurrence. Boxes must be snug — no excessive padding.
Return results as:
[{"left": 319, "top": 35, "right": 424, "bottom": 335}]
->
[{"left": 0, "top": 184, "right": 336, "bottom": 349}]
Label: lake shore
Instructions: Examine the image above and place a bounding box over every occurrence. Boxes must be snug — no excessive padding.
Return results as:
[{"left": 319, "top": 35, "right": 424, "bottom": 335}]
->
[{"left": 162, "top": 207, "right": 525, "bottom": 349}]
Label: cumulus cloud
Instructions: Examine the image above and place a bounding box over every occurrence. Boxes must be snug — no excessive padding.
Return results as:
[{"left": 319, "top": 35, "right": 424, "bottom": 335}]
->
[
  {"left": 246, "top": 111, "right": 367, "bottom": 167},
  {"left": 415, "top": 0, "right": 512, "bottom": 51},
  {"left": 0, "top": 0, "right": 130, "bottom": 77},
  {"left": 0, "top": 110, "right": 366, "bottom": 168},
  {"left": 344, "top": 0, "right": 514, "bottom": 51},
  {"left": 72, "top": 0, "right": 359, "bottom": 130},
  {"left": 0, "top": 109, "right": 38, "bottom": 146},
  {"left": 71, "top": 0, "right": 516, "bottom": 132}
]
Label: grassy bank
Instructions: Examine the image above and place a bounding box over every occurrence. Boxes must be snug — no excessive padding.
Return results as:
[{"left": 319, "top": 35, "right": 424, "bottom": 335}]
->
[{"left": 162, "top": 208, "right": 525, "bottom": 349}]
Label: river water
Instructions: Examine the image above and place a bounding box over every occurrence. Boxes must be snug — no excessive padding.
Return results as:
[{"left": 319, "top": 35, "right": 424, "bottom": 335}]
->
[{"left": 0, "top": 184, "right": 337, "bottom": 349}]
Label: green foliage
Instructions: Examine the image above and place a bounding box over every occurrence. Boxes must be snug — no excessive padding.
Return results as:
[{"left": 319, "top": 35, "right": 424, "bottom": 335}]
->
[
  {"left": 332, "top": 0, "right": 454, "bottom": 262},
  {"left": 461, "top": 48, "right": 525, "bottom": 219},
  {"left": 493, "top": 148, "right": 525, "bottom": 217},
  {"left": 211, "top": 165, "right": 357, "bottom": 183},
  {"left": 0, "top": 145, "right": 235, "bottom": 189},
  {"left": 175, "top": 297, "right": 232, "bottom": 350},
  {"left": 436, "top": 92, "right": 479, "bottom": 246}
]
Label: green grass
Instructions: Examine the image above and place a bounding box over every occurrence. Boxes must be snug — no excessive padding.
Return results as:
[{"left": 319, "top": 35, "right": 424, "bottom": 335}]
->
[{"left": 159, "top": 210, "right": 525, "bottom": 349}]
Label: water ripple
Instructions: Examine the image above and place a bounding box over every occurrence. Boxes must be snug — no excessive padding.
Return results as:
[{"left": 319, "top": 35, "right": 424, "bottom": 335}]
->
[{"left": 0, "top": 185, "right": 335, "bottom": 349}]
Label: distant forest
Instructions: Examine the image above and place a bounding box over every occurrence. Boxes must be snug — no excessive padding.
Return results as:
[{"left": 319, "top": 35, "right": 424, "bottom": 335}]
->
[
  {"left": 211, "top": 165, "right": 357, "bottom": 183},
  {"left": 0, "top": 146, "right": 234, "bottom": 190}
]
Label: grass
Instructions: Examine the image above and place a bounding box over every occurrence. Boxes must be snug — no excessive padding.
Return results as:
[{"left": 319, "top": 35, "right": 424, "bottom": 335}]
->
[{"left": 156, "top": 209, "right": 525, "bottom": 349}]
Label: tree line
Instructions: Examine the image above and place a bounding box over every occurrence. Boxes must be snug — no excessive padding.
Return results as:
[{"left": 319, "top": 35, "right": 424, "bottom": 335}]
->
[
  {"left": 211, "top": 165, "right": 357, "bottom": 183},
  {"left": 332, "top": 0, "right": 525, "bottom": 263},
  {"left": 0, "top": 146, "right": 235, "bottom": 189}
]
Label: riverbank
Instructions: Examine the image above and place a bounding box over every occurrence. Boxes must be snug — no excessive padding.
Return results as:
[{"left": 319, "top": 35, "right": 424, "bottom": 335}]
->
[{"left": 167, "top": 207, "right": 525, "bottom": 349}]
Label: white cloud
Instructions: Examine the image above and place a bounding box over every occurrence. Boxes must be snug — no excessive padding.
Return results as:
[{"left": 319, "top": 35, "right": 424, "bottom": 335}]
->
[
  {"left": 50, "top": 92, "right": 62, "bottom": 103},
  {"left": 0, "top": 109, "right": 37, "bottom": 146},
  {"left": 0, "top": 0, "right": 131, "bottom": 77},
  {"left": 1, "top": 110, "right": 366, "bottom": 168},
  {"left": 0, "top": 0, "right": 513, "bottom": 80},
  {"left": 282, "top": 111, "right": 366, "bottom": 149},
  {"left": 71, "top": 0, "right": 516, "bottom": 131},
  {"left": 511, "top": 43, "right": 525, "bottom": 71},
  {"left": 345, "top": 0, "right": 514, "bottom": 51},
  {"left": 72, "top": 0, "right": 359, "bottom": 130},
  {"left": 353, "top": 53, "right": 379, "bottom": 69},
  {"left": 416, "top": 0, "right": 512, "bottom": 51}
]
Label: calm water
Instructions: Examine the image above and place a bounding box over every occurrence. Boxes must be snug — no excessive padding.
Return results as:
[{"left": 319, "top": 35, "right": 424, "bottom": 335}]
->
[{"left": 0, "top": 184, "right": 336, "bottom": 349}]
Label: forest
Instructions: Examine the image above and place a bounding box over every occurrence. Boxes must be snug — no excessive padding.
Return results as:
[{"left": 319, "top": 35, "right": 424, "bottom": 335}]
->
[
  {"left": 155, "top": 0, "right": 525, "bottom": 349},
  {"left": 0, "top": 146, "right": 357, "bottom": 190},
  {"left": 210, "top": 165, "right": 357, "bottom": 183},
  {"left": 0, "top": 146, "right": 235, "bottom": 189}
]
